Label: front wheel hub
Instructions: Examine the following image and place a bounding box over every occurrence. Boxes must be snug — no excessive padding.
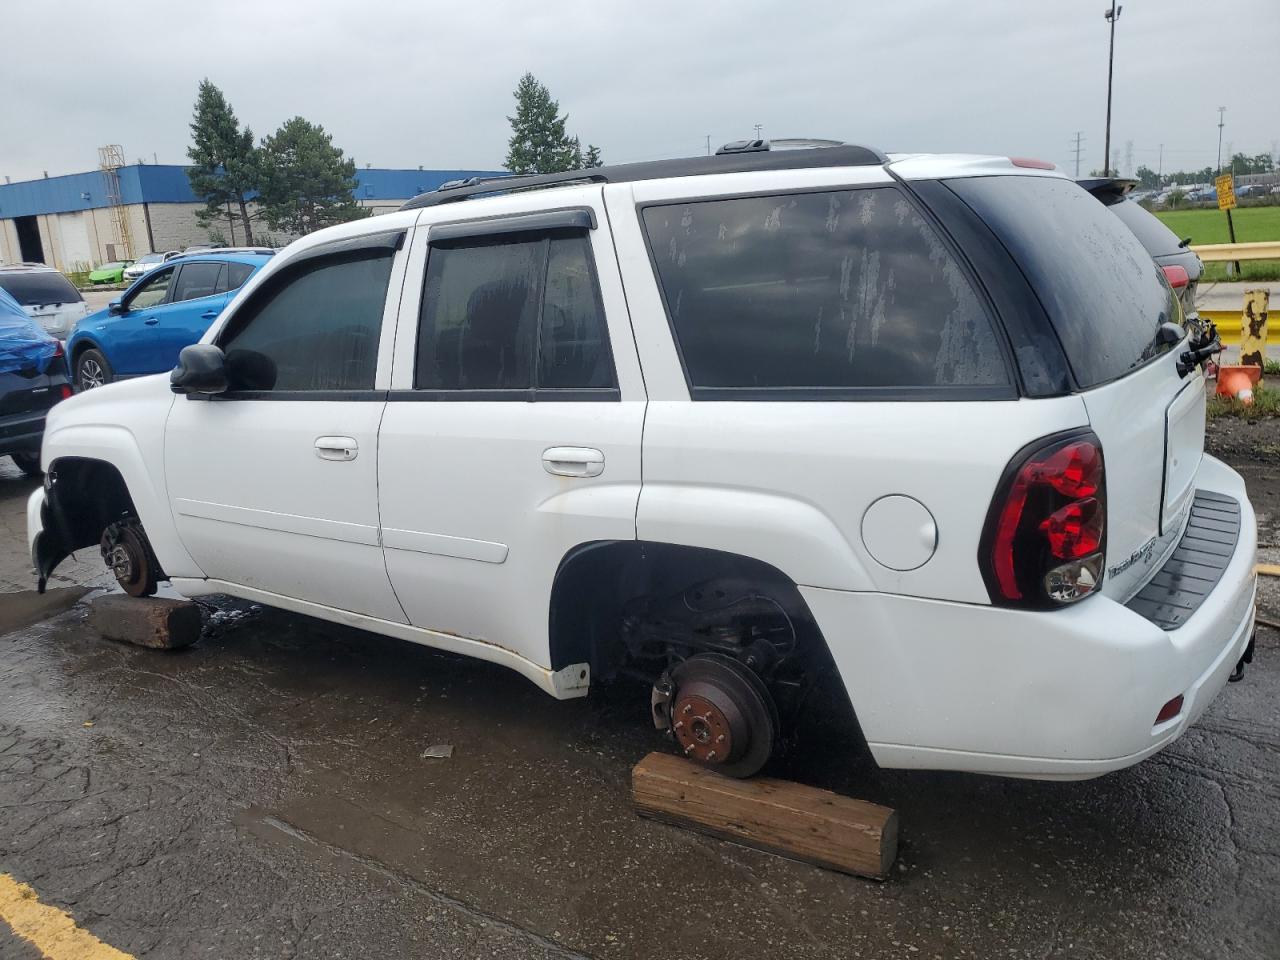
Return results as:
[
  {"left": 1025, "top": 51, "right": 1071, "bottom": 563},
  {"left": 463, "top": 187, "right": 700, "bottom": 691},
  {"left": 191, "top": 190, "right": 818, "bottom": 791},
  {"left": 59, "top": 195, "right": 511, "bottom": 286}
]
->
[{"left": 665, "top": 654, "right": 778, "bottom": 778}]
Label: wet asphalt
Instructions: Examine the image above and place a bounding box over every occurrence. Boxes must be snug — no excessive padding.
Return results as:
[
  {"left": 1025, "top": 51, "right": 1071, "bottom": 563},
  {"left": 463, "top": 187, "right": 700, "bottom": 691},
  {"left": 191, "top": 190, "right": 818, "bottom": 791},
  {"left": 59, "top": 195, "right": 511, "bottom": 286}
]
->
[{"left": 0, "top": 453, "right": 1277, "bottom": 960}]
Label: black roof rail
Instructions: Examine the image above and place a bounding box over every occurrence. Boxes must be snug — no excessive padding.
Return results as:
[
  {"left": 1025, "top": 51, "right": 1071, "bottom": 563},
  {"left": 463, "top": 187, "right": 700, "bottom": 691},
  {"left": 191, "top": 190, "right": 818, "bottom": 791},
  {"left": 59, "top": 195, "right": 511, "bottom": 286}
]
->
[{"left": 399, "top": 141, "right": 887, "bottom": 211}]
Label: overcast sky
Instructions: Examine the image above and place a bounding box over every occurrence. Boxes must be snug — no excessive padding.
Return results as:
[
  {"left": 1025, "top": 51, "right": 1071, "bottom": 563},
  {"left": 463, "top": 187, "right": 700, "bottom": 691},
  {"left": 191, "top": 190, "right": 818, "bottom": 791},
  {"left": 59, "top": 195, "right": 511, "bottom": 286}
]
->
[{"left": 2, "top": 0, "right": 1277, "bottom": 183}]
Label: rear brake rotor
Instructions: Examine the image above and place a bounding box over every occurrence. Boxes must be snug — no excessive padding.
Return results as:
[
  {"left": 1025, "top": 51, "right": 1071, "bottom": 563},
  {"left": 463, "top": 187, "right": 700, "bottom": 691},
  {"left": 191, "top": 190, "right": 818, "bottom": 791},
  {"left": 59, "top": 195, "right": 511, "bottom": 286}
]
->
[{"left": 668, "top": 654, "right": 778, "bottom": 778}]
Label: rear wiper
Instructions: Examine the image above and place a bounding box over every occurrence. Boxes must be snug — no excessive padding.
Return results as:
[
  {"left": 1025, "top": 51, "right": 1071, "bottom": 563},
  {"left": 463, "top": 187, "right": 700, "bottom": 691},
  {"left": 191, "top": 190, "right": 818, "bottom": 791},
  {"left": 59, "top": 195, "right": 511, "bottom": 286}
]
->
[{"left": 1178, "top": 237, "right": 1192, "bottom": 249}]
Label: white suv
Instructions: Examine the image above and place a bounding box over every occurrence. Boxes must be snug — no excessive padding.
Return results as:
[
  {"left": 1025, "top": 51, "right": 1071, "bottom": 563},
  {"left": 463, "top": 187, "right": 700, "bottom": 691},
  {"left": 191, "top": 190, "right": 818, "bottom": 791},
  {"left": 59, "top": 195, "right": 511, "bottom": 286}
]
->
[{"left": 27, "top": 143, "right": 1257, "bottom": 780}]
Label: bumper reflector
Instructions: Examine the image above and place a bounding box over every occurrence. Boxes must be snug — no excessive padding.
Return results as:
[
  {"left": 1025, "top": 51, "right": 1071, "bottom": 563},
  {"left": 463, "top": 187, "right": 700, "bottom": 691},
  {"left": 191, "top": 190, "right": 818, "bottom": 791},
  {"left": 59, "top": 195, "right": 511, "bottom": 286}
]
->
[{"left": 1155, "top": 694, "right": 1184, "bottom": 725}]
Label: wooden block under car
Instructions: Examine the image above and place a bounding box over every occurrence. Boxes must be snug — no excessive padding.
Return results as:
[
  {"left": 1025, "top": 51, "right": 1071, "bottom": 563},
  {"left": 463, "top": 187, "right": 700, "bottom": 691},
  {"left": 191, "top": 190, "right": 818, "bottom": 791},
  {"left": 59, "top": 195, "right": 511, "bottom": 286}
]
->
[
  {"left": 632, "top": 751, "right": 898, "bottom": 879},
  {"left": 87, "top": 595, "right": 202, "bottom": 650}
]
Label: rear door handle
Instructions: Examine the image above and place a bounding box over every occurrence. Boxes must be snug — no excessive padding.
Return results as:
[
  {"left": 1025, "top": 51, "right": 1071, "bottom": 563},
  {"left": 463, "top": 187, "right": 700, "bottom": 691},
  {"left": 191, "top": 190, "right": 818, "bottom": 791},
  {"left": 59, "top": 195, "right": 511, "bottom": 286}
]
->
[
  {"left": 542, "top": 446, "right": 604, "bottom": 478},
  {"left": 143, "top": 317, "right": 159, "bottom": 325},
  {"left": 315, "top": 436, "right": 358, "bottom": 461}
]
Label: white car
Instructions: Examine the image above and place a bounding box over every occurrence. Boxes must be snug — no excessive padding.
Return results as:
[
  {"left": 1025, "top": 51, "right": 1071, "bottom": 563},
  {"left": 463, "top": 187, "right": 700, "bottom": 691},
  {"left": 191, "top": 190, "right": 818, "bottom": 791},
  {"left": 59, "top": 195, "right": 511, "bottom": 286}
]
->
[
  {"left": 0, "top": 264, "right": 91, "bottom": 339},
  {"left": 122, "top": 251, "right": 180, "bottom": 283},
  {"left": 27, "top": 143, "right": 1257, "bottom": 781}
]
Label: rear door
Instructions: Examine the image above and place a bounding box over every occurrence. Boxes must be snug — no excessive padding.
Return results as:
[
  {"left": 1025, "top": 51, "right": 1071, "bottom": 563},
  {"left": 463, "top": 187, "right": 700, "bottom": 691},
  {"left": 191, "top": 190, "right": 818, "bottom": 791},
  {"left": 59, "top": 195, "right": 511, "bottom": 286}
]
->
[
  {"left": 946, "top": 174, "right": 1202, "bottom": 600},
  {"left": 377, "top": 191, "right": 645, "bottom": 673}
]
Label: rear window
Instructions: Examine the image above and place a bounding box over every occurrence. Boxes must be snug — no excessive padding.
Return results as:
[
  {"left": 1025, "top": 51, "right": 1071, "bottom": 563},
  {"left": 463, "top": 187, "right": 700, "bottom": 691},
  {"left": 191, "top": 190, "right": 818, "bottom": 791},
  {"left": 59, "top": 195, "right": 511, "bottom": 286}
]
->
[
  {"left": 948, "top": 176, "right": 1178, "bottom": 389},
  {"left": 1106, "top": 199, "right": 1186, "bottom": 259},
  {"left": 642, "top": 187, "right": 1009, "bottom": 396},
  {"left": 0, "top": 271, "right": 82, "bottom": 306}
]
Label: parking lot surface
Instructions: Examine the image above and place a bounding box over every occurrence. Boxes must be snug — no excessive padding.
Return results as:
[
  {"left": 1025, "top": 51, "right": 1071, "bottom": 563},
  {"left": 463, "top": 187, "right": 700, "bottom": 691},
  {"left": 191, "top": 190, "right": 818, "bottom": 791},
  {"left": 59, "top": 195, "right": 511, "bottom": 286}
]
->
[{"left": 0, "top": 429, "right": 1278, "bottom": 959}]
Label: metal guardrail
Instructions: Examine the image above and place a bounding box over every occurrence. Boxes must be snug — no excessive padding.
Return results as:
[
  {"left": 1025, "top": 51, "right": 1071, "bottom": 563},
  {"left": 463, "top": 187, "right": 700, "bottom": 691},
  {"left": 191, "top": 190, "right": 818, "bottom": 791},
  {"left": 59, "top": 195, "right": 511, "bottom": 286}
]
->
[
  {"left": 1190, "top": 240, "right": 1280, "bottom": 263},
  {"left": 1199, "top": 309, "right": 1275, "bottom": 346}
]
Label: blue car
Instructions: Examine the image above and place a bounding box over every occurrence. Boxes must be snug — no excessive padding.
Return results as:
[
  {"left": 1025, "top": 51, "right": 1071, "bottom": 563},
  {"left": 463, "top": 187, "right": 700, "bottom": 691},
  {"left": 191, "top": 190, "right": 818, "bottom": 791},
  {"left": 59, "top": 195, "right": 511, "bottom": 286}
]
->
[
  {"left": 67, "top": 252, "right": 272, "bottom": 390},
  {"left": 1, "top": 286, "right": 70, "bottom": 475}
]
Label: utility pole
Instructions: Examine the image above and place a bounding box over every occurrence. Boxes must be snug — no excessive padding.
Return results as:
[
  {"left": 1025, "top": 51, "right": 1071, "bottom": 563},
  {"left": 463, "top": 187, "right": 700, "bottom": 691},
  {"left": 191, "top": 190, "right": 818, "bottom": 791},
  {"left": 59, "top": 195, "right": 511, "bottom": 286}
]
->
[
  {"left": 1217, "top": 106, "right": 1226, "bottom": 174},
  {"left": 1158, "top": 143, "right": 1163, "bottom": 182},
  {"left": 753, "top": 123, "right": 763, "bottom": 140},
  {"left": 1124, "top": 140, "right": 1133, "bottom": 178},
  {"left": 705, "top": 134, "right": 711, "bottom": 156},
  {"left": 1071, "top": 132, "right": 1085, "bottom": 177},
  {"left": 1103, "top": 2, "right": 1122, "bottom": 177}
]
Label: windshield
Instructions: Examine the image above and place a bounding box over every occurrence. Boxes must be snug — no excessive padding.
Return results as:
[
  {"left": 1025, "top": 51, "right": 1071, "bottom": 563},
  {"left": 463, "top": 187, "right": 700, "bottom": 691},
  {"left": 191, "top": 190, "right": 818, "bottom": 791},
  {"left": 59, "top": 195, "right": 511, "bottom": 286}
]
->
[
  {"left": 98, "top": 262, "right": 127, "bottom": 270},
  {"left": 136, "top": 254, "right": 164, "bottom": 265},
  {"left": 947, "top": 175, "right": 1179, "bottom": 389},
  {"left": 0, "top": 271, "right": 83, "bottom": 306}
]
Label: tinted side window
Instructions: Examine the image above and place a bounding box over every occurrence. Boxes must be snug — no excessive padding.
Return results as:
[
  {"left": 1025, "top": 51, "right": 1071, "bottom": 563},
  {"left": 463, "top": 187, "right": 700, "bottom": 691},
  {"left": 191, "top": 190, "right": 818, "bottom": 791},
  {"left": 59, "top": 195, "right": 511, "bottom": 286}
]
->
[
  {"left": 127, "top": 268, "right": 174, "bottom": 310},
  {"left": 171, "top": 262, "right": 224, "bottom": 303},
  {"left": 539, "top": 235, "right": 614, "bottom": 389},
  {"left": 642, "top": 187, "right": 1008, "bottom": 393},
  {"left": 416, "top": 231, "right": 617, "bottom": 394},
  {"left": 219, "top": 262, "right": 256, "bottom": 293},
  {"left": 417, "top": 239, "right": 541, "bottom": 390},
  {"left": 219, "top": 252, "right": 393, "bottom": 392},
  {"left": 948, "top": 176, "right": 1177, "bottom": 388}
]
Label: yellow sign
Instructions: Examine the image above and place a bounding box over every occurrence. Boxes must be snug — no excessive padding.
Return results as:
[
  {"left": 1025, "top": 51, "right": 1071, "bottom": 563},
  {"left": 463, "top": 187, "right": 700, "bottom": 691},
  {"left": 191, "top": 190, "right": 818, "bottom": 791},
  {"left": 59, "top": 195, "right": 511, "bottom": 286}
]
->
[{"left": 1216, "top": 173, "right": 1237, "bottom": 210}]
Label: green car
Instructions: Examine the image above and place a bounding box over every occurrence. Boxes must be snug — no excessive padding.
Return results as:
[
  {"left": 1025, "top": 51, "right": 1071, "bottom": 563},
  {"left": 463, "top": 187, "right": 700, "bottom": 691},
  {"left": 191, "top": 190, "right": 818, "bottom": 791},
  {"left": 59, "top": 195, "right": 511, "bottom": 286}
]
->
[{"left": 88, "top": 260, "right": 134, "bottom": 284}]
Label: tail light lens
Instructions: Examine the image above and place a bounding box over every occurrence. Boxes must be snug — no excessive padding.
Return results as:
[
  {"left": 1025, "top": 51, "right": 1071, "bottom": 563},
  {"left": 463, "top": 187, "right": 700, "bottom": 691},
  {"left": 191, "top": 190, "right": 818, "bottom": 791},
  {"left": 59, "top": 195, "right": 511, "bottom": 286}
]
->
[
  {"left": 981, "top": 431, "right": 1106, "bottom": 607},
  {"left": 1161, "top": 264, "right": 1189, "bottom": 289}
]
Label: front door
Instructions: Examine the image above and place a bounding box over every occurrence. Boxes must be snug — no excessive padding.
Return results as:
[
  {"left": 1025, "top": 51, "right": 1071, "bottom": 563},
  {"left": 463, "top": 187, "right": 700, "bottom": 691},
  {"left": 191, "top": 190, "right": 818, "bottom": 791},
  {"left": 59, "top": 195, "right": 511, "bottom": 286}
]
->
[
  {"left": 109, "top": 264, "right": 177, "bottom": 376},
  {"left": 146, "top": 260, "right": 229, "bottom": 371},
  {"left": 164, "top": 234, "right": 409, "bottom": 622},
  {"left": 378, "top": 194, "right": 646, "bottom": 671}
]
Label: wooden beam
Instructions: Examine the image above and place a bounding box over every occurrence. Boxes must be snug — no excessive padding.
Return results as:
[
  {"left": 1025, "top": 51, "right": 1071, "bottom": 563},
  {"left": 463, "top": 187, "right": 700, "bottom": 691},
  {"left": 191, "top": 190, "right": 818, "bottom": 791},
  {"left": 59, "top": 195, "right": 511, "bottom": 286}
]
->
[
  {"left": 1256, "top": 563, "right": 1280, "bottom": 578},
  {"left": 87, "top": 595, "right": 201, "bottom": 650},
  {"left": 632, "top": 751, "right": 898, "bottom": 879}
]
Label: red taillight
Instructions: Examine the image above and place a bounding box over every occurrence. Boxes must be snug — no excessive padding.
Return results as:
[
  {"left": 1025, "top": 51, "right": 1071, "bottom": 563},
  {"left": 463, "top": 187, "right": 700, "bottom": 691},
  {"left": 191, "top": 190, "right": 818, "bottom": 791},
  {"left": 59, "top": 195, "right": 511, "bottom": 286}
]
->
[
  {"left": 1161, "top": 264, "right": 1190, "bottom": 289},
  {"left": 1155, "top": 694, "right": 1184, "bottom": 725},
  {"left": 58, "top": 384, "right": 72, "bottom": 400},
  {"left": 52, "top": 340, "right": 65, "bottom": 360},
  {"left": 983, "top": 432, "right": 1106, "bottom": 606}
]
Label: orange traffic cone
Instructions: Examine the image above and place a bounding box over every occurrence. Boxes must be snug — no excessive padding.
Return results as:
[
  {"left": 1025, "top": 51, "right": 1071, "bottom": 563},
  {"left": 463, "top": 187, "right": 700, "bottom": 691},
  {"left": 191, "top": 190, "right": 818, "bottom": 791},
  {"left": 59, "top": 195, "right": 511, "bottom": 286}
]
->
[{"left": 1216, "top": 364, "right": 1262, "bottom": 404}]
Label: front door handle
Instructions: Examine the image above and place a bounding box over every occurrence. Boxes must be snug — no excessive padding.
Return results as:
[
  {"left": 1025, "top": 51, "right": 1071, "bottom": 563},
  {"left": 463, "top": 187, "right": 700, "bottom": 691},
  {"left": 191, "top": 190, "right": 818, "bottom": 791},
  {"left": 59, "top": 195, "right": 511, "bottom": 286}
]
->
[
  {"left": 143, "top": 317, "right": 159, "bottom": 325},
  {"left": 200, "top": 310, "right": 219, "bottom": 320},
  {"left": 315, "top": 436, "right": 358, "bottom": 461},
  {"left": 542, "top": 446, "right": 604, "bottom": 478}
]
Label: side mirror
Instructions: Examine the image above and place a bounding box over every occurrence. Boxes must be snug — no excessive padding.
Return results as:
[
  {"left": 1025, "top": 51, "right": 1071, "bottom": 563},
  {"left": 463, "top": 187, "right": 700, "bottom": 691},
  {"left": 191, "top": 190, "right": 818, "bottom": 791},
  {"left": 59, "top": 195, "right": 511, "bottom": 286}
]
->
[
  {"left": 170, "top": 344, "right": 228, "bottom": 396},
  {"left": 108, "top": 301, "right": 124, "bottom": 316}
]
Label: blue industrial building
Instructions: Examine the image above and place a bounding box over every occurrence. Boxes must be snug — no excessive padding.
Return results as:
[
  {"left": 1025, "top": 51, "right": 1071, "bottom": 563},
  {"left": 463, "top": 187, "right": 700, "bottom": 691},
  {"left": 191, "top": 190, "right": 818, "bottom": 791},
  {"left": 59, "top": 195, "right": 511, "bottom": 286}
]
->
[{"left": 0, "top": 163, "right": 504, "bottom": 268}]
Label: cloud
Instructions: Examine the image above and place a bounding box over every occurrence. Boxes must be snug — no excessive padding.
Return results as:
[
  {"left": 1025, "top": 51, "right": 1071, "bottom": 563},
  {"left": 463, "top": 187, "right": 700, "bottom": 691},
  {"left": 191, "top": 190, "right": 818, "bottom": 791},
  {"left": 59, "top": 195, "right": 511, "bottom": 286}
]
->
[{"left": 2, "top": 0, "right": 1276, "bottom": 182}]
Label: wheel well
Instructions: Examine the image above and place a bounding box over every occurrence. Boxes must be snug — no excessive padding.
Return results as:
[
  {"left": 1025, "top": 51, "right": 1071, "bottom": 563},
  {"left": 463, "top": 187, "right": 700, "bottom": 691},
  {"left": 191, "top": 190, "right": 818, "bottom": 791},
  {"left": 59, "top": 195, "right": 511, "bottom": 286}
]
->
[
  {"left": 549, "top": 541, "right": 822, "bottom": 677},
  {"left": 69, "top": 338, "right": 100, "bottom": 368},
  {"left": 44, "top": 457, "right": 139, "bottom": 559}
]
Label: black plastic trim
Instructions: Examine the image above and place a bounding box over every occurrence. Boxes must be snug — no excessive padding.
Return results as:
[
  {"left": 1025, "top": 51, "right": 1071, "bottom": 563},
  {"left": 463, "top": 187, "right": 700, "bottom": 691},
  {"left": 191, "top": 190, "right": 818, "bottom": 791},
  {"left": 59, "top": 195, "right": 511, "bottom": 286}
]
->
[
  {"left": 386, "top": 388, "right": 620, "bottom": 403},
  {"left": 912, "top": 180, "right": 1074, "bottom": 397},
  {"left": 428, "top": 208, "right": 595, "bottom": 242},
  {"left": 294, "top": 229, "right": 405, "bottom": 264},
  {"left": 399, "top": 145, "right": 888, "bottom": 210},
  {"left": 688, "top": 384, "right": 1016, "bottom": 402},
  {"left": 1125, "top": 491, "right": 1241, "bottom": 630},
  {"left": 214, "top": 389, "right": 388, "bottom": 402}
]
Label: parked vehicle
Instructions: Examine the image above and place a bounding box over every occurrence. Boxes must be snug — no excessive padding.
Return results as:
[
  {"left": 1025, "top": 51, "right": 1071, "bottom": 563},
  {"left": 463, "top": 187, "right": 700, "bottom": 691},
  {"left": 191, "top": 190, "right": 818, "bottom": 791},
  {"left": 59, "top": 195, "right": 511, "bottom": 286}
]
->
[
  {"left": 1078, "top": 178, "right": 1203, "bottom": 322},
  {"left": 29, "top": 144, "right": 1256, "bottom": 782},
  {"left": 0, "top": 287, "right": 70, "bottom": 476},
  {"left": 88, "top": 261, "right": 133, "bottom": 284},
  {"left": 66, "top": 252, "right": 270, "bottom": 390},
  {"left": 0, "top": 263, "right": 91, "bottom": 339},
  {"left": 122, "top": 251, "right": 181, "bottom": 282}
]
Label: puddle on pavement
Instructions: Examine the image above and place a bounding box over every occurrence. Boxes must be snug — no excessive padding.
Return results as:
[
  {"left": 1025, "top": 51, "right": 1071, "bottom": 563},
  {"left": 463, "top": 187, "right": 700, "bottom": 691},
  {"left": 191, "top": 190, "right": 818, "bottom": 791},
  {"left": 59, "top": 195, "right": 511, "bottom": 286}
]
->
[{"left": 0, "top": 586, "right": 88, "bottom": 636}]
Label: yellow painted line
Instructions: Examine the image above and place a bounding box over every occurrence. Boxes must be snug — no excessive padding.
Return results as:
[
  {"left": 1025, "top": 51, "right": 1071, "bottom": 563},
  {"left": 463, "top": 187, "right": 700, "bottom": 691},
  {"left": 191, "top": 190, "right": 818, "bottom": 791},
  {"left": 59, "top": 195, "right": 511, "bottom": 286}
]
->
[
  {"left": 1258, "top": 563, "right": 1280, "bottom": 578},
  {"left": 0, "top": 874, "right": 133, "bottom": 960}
]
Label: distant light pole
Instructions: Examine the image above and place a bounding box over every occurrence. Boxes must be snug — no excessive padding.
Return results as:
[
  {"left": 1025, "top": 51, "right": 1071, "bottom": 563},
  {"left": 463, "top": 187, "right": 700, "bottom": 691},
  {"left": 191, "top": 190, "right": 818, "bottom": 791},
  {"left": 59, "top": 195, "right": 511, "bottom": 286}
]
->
[
  {"left": 753, "top": 123, "right": 763, "bottom": 141},
  {"left": 1102, "top": 2, "right": 1122, "bottom": 177},
  {"left": 1217, "top": 106, "right": 1227, "bottom": 174}
]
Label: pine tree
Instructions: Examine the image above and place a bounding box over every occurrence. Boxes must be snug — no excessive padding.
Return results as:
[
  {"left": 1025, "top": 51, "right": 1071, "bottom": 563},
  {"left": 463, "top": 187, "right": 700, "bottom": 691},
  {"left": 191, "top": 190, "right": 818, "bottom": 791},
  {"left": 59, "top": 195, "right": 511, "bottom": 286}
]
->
[
  {"left": 583, "top": 144, "right": 603, "bottom": 168},
  {"left": 186, "top": 79, "right": 260, "bottom": 245},
  {"left": 257, "top": 117, "right": 366, "bottom": 236},
  {"left": 505, "top": 73, "right": 580, "bottom": 174}
]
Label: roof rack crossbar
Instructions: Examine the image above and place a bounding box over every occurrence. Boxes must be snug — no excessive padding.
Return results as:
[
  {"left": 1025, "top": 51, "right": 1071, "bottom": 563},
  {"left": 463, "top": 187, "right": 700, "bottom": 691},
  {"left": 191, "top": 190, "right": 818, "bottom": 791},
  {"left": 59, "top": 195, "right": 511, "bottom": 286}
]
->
[{"left": 399, "top": 142, "right": 887, "bottom": 211}]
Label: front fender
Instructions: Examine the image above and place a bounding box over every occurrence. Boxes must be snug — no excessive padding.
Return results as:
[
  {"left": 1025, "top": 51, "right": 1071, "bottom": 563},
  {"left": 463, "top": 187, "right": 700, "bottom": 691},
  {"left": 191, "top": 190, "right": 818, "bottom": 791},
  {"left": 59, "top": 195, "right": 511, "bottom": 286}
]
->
[{"left": 41, "top": 383, "right": 201, "bottom": 583}]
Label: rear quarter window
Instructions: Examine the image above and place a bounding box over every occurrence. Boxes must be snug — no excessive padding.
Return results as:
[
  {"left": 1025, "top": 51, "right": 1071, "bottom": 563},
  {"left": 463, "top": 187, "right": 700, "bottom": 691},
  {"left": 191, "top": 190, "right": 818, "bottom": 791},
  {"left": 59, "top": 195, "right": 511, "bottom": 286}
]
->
[
  {"left": 947, "top": 176, "right": 1178, "bottom": 389},
  {"left": 641, "top": 186, "right": 1010, "bottom": 397}
]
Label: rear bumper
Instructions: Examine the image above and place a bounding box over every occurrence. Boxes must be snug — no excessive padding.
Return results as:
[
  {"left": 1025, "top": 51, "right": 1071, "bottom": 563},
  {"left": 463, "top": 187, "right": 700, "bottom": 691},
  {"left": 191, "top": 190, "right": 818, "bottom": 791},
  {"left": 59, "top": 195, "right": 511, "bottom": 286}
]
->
[{"left": 803, "top": 454, "right": 1256, "bottom": 780}]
